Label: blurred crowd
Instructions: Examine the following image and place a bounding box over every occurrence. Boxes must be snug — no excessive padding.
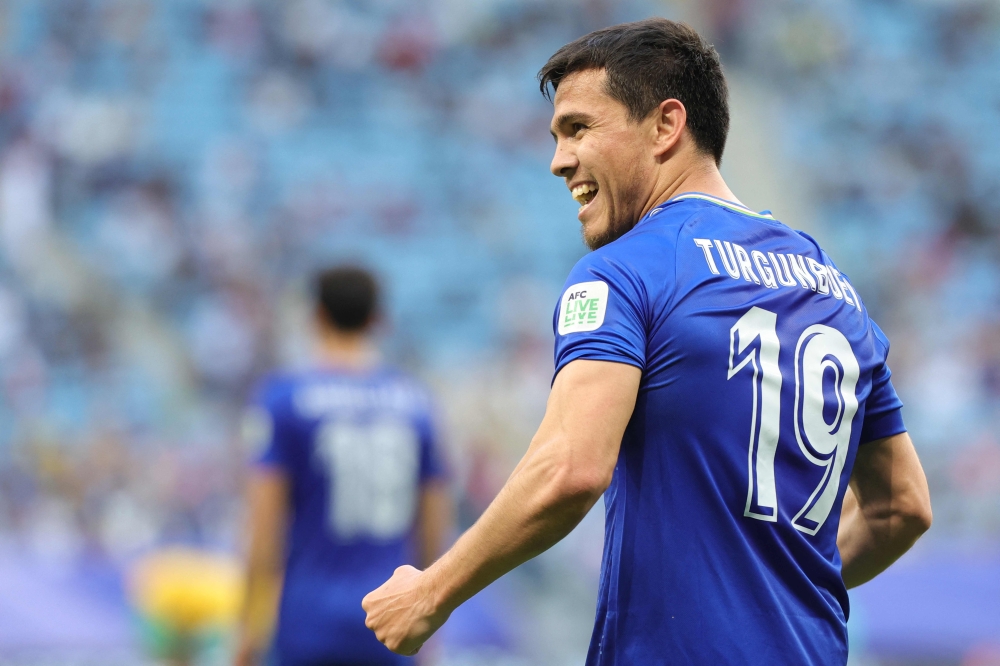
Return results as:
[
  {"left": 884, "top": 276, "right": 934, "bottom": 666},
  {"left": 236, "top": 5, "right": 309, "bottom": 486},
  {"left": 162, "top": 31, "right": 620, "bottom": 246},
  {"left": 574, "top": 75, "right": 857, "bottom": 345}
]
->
[
  {"left": 0, "top": 0, "right": 589, "bottom": 571},
  {"left": 0, "top": 0, "right": 997, "bottom": 663}
]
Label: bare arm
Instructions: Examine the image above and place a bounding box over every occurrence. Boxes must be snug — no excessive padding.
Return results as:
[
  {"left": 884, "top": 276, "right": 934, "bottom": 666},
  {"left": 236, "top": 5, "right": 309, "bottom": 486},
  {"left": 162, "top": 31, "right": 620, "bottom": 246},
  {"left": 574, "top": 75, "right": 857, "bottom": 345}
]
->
[
  {"left": 837, "top": 431, "right": 932, "bottom": 589},
  {"left": 363, "top": 360, "right": 641, "bottom": 654},
  {"left": 234, "top": 468, "right": 289, "bottom": 666},
  {"left": 416, "top": 480, "right": 453, "bottom": 569}
]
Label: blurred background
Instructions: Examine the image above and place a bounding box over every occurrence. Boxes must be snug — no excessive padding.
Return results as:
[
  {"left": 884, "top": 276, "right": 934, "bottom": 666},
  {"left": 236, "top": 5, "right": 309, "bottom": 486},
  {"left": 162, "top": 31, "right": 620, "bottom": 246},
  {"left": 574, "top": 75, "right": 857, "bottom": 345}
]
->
[{"left": 0, "top": 0, "right": 998, "bottom": 664}]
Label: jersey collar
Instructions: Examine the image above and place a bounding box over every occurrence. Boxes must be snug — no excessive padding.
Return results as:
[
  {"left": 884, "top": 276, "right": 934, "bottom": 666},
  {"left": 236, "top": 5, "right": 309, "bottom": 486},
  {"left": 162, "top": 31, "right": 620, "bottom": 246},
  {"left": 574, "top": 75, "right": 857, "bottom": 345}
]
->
[{"left": 669, "top": 192, "right": 776, "bottom": 220}]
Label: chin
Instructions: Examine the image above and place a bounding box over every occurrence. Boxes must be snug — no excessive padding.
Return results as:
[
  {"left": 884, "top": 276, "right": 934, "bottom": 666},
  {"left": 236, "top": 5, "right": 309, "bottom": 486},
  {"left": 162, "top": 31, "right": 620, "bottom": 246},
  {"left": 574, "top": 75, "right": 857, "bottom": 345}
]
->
[
  {"left": 583, "top": 214, "right": 635, "bottom": 251},
  {"left": 581, "top": 220, "right": 607, "bottom": 250}
]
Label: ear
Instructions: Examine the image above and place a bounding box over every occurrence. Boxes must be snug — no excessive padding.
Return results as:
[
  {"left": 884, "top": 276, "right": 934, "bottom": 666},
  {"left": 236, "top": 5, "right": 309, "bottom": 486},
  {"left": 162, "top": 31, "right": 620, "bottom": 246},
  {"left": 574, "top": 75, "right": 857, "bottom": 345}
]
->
[{"left": 651, "top": 99, "right": 687, "bottom": 158}]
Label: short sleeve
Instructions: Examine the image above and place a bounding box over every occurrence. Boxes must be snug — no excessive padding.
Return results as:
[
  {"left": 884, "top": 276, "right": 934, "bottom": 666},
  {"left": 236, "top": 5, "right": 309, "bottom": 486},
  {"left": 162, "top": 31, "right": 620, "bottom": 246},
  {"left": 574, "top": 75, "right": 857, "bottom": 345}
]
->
[
  {"left": 553, "top": 250, "right": 647, "bottom": 379},
  {"left": 243, "top": 379, "right": 294, "bottom": 469},
  {"left": 859, "top": 323, "right": 906, "bottom": 444}
]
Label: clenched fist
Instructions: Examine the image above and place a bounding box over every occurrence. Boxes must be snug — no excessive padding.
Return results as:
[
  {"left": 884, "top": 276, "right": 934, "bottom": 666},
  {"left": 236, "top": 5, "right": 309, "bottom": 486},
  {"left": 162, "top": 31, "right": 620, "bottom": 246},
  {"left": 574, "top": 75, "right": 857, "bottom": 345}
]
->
[{"left": 362, "top": 565, "right": 450, "bottom": 655}]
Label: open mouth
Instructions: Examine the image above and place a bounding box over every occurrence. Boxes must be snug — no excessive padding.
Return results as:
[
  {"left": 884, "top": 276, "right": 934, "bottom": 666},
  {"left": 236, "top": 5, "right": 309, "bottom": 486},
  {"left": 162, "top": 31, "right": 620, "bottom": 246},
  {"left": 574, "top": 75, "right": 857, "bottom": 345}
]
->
[
  {"left": 571, "top": 183, "right": 599, "bottom": 218},
  {"left": 571, "top": 183, "right": 598, "bottom": 208}
]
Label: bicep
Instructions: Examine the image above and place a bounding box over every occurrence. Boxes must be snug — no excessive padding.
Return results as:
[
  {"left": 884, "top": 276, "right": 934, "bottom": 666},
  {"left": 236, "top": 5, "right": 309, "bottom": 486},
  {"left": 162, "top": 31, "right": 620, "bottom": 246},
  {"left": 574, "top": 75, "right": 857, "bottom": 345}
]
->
[{"left": 534, "top": 359, "right": 642, "bottom": 488}]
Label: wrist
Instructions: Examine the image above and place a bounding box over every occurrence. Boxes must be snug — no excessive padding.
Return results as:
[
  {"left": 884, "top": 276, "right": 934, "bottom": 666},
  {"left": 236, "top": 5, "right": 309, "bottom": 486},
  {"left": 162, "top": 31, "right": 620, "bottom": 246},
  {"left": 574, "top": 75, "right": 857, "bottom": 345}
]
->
[{"left": 422, "top": 552, "right": 463, "bottom": 618}]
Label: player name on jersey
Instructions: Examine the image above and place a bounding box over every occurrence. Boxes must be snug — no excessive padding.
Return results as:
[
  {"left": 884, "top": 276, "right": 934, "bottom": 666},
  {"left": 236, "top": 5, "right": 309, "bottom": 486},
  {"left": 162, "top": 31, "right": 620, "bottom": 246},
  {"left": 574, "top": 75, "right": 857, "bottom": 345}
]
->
[
  {"left": 693, "top": 238, "right": 861, "bottom": 311},
  {"left": 293, "top": 381, "right": 426, "bottom": 418}
]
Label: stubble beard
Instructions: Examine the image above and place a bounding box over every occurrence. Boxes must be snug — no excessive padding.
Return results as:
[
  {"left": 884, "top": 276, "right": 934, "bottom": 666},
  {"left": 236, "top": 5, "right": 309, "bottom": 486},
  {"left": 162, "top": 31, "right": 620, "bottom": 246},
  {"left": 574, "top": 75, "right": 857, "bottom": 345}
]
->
[{"left": 583, "top": 179, "right": 645, "bottom": 251}]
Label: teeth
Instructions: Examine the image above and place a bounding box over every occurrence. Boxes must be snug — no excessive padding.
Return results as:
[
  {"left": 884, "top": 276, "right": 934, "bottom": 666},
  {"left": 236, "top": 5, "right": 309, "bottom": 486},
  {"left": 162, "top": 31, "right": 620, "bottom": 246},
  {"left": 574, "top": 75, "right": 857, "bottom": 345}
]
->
[{"left": 571, "top": 183, "right": 598, "bottom": 205}]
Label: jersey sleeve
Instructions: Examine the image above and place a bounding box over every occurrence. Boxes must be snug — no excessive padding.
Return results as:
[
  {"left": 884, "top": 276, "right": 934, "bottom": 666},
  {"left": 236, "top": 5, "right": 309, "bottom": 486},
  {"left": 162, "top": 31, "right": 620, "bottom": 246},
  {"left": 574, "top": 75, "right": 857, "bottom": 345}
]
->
[
  {"left": 552, "top": 249, "right": 647, "bottom": 379},
  {"left": 859, "top": 322, "right": 906, "bottom": 444},
  {"left": 243, "top": 378, "right": 295, "bottom": 469}
]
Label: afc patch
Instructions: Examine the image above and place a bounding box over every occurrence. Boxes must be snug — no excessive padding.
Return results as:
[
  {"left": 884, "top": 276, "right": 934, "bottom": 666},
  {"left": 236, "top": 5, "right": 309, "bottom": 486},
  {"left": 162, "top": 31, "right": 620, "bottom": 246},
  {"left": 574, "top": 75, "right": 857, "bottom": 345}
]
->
[{"left": 558, "top": 280, "right": 608, "bottom": 335}]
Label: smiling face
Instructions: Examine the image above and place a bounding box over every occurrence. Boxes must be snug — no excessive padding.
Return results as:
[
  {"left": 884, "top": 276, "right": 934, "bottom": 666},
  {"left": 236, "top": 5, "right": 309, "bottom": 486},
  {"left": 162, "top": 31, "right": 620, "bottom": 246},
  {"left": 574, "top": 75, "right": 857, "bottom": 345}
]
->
[{"left": 549, "top": 69, "right": 659, "bottom": 250}]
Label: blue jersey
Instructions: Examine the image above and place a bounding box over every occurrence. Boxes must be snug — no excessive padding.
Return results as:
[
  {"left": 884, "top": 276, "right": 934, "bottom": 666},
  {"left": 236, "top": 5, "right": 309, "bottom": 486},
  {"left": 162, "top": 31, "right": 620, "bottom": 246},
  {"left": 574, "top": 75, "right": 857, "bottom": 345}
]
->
[
  {"left": 248, "top": 367, "right": 446, "bottom": 666},
  {"left": 553, "top": 193, "right": 905, "bottom": 666}
]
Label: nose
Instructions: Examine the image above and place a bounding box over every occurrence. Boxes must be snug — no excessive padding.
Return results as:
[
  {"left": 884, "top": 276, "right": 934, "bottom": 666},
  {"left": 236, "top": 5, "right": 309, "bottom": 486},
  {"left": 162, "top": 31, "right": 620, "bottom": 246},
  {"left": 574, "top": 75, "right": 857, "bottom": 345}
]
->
[{"left": 550, "top": 140, "right": 577, "bottom": 178}]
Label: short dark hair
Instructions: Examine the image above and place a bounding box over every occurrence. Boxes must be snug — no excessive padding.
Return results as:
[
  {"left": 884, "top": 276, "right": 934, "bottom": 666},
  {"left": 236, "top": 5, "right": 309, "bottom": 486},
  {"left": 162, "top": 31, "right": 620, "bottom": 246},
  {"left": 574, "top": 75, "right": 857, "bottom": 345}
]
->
[
  {"left": 538, "top": 18, "right": 729, "bottom": 165},
  {"left": 314, "top": 266, "right": 379, "bottom": 332}
]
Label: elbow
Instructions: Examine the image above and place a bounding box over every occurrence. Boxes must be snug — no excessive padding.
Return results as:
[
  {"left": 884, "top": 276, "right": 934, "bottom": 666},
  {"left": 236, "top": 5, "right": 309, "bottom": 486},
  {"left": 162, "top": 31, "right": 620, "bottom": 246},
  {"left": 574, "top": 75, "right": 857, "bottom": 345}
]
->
[
  {"left": 571, "top": 469, "right": 613, "bottom": 504},
  {"left": 548, "top": 462, "right": 610, "bottom": 512},
  {"left": 899, "top": 490, "right": 933, "bottom": 540},
  {"left": 909, "top": 498, "right": 933, "bottom": 537},
  {"left": 524, "top": 434, "right": 615, "bottom": 516}
]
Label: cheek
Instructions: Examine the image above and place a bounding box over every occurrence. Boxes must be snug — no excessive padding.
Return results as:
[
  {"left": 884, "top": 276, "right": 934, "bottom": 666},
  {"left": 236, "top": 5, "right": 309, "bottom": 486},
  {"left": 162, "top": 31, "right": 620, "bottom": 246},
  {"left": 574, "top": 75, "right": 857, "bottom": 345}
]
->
[
  {"left": 613, "top": 142, "right": 651, "bottom": 190},
  {"left": 620, "top": 136, "right": 650, "bottom": 168},
  {"left": 580, "top": 134, "right": 620, "bottom": 173},
  {"left": 603, "top": 135, "right": 643, "bottom": 175},
  {"left": 574, "top": 141, "right": 599, "bottom": 173}
]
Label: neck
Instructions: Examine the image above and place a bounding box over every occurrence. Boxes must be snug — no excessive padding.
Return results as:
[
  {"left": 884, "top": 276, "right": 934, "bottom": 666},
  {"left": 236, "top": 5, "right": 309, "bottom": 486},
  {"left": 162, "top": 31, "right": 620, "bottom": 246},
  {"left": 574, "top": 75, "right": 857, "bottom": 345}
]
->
[
  {"left": 640, "top": 155, "right": 741, "bottom": 220},
  {"left": 316, "top": 329, "right": 379, "bottom": 371}
]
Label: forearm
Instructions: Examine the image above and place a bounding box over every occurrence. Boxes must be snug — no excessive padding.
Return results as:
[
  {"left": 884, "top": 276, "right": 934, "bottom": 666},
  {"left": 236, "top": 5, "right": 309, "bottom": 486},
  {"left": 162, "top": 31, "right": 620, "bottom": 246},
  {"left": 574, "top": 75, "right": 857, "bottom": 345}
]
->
[
  {"left": 238, "top": 562, "right": 283, "bottom": 650},
  {"left": 837, "top": 486, "right": 927, "bottom": 589},
  {"left": 238, "top": 470, "right": 289, "bottom": 654},
  {"left": 417, "top": 482, "right": 453, "bottom": 569},
  {"left": 425, "top": 442, "right": 601, "bottom": 614}
]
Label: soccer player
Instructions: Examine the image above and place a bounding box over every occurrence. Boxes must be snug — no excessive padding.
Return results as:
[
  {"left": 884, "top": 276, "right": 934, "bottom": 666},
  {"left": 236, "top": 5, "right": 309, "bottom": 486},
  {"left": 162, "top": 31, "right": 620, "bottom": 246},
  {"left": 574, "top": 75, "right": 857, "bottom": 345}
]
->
[
  {"left": 363, "top": 18, "right": 935, "bottom": 663},
  {"left": 235, "top": 266, "right": 451, "bottom": 666}
]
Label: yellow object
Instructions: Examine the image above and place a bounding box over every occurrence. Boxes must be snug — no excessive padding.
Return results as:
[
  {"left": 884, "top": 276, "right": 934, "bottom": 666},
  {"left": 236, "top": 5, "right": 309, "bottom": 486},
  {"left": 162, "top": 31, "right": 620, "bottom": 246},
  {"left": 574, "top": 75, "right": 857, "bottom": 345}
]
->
[{"left": 128, "top": 547, "right": 245, "bottom": 633}]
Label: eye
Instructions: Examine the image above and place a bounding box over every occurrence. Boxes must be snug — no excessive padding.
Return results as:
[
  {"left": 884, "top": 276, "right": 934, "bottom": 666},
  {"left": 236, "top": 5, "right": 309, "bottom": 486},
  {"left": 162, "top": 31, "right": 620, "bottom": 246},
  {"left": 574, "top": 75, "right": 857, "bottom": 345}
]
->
[{"left": 571, "top": 122, "right": 587, "bottom": 135}]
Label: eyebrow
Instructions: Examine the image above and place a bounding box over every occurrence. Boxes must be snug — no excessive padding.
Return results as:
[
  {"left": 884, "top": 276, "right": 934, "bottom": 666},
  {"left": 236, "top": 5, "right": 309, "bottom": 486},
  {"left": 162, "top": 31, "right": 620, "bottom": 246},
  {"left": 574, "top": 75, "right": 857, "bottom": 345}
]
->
[{"left": 550, "top": 111, "right": 594, "bottom": 140}]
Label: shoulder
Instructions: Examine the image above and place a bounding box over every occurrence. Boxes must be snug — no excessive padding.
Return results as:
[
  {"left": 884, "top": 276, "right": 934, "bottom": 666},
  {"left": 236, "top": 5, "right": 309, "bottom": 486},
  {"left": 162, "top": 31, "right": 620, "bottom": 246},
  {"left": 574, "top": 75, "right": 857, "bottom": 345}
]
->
[
  {"left": 793, "top": 229, "right": 831, "bottom": 258},
  {"left": 242, "top": 373, "right": 299, "bottom": 456},
  {"left": 796, "top": 231, "right": 854, "bottom": 284},
  {"left": 560, "top": 245, "right": 646, "bottom": 317},
  {"left": 869, "top": 319, "right": 891, "bottom": 354}
]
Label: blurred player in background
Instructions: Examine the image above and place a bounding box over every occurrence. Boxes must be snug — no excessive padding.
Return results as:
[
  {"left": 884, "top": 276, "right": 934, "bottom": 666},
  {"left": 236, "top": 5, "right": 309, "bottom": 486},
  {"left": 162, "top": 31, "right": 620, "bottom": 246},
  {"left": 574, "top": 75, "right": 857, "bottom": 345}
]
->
[
  {"left": 363, "top": 18, "right": 932, "bottom": 665},
  {"left": 235, "top": 266, "right": 452, "bottom": 666}
]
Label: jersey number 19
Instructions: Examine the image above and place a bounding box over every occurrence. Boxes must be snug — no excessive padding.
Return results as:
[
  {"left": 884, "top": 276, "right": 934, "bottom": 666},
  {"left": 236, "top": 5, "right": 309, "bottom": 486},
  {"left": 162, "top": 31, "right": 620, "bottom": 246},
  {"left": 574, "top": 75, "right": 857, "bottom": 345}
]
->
[{"left": 728, "top": 306, "right": 860, "bottom": 535}]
